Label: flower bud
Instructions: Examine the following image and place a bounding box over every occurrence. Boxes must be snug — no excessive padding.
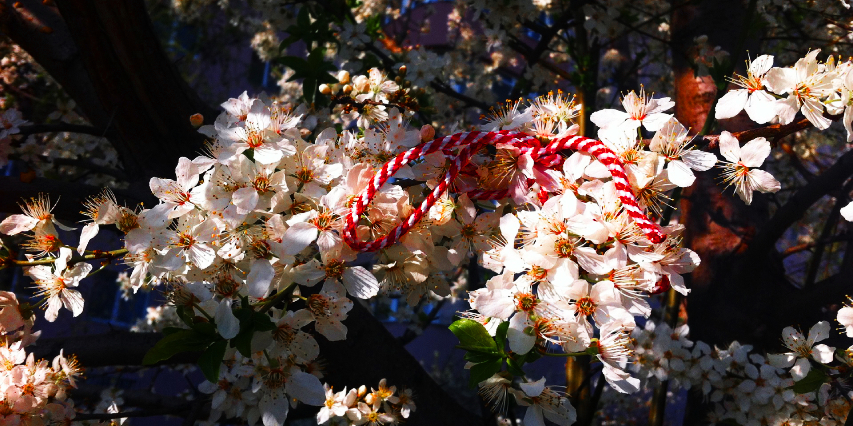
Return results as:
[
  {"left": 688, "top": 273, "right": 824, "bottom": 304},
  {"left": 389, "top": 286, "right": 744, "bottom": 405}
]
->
[
  {"left": 398, "top": 65, "right": 407, "bottom": 76},
  {"left": 358, "top": 385, "right": 367, "bottom": 398},
  {"left": 419, "top": 124, "right": 435, "bottom": 142},
  {"left": 189, "top": 113, "right": 204, "bottom": 128},
  {"left": 342, "top": 84, "right": 353, "bottom": 95},
  {"left": 337, "top": 70, "right": 350, "bottom": 84},
  {"left": 319, "top": 84, "right": 332, "bottom": 95},
  {"left": 352, "top": 75, "right": 369, "bottom": 92}
]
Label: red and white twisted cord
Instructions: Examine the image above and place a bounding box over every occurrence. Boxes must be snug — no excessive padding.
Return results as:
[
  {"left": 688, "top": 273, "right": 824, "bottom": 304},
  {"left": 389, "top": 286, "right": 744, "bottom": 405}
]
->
[{"left": 343, "top": 131, "right": 666, "bottom": 252}]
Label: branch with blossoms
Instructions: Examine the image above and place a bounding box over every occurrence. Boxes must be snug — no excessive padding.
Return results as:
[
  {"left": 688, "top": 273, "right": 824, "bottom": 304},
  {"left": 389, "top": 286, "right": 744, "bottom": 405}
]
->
[{"left": 4, "top": 45, "right": 853, "bottom": 426}]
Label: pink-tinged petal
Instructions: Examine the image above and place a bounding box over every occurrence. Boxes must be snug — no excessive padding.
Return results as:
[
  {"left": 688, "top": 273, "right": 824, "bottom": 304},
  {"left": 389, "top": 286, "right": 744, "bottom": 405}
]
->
[
  {"left": 342, "top": 266, "right": 379, "bottom": 299},
  {"left": 293, "top": 259, "right": 325, "bottom": 286},
  {"left": 790, "top": 357, "right": 811, "bottom": 381},
  {"left": 590, "top": 109, "right": 629, "bottom": 129},
  {"left": 77, "top": 223, "right": 99, "bottom": 255},
  {"left": 247, "top": 259, "right": 275, "bottom": 298},
  {"left": 188, "top": 243, "right": 216, "bottom": 269},
  {"left": 286, "top": 371, "right": 326, "bottom": 406},
  {"left": 666, "top": 160, "right": 696, "bottom": 187},
  {"left": 282, "top": 222, "right": 319, "bottom": 255},
  {"left": 0, "top": 215, "right": 38, "bottom": 235},
  {"left": 715, "top": 89, "right": 749, "bottom": 119},
  {"left": 666, "top": 271, "right": 690, "bottom": 295},
  {"left": 718, "top": 131, "right": 741, "bottom": 163},
  {"left": 739, "top": 137, "right": 771, "bottom": 168},
  {"left": 837, "top": 306, "right": 853, "bottom": 336},
  {"left": 748, "top": 169, "right": 781, "bottom": 194},
  {"left": 317, "top": 231, "right": 342, "bottom": 256},
  {"left": 507, "top": 315, "right": 536, "bottom": 355},
  {"left": 65, "top": 263, "right": 93, "bottom": 285},
  {"left": 680, "top": 150, "right": 717, "bottom": 172},
  {"left": 602, "top": 364, "right": 641, "bottom": 394},
  {"left": 215, "top": 300, "right": 240, "bottom": 339},
  {"left": 810, "top": 344, "right": 835, "bottom": 364},
  {"left": 744, "top": 91, "right": 778, "bottom": 124}
]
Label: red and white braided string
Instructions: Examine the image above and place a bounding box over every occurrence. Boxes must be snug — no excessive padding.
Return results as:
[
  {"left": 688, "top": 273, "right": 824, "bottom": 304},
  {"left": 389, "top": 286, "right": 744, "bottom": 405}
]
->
[{"left": 343, "top": 131, "right": 666, "bottom": 252}]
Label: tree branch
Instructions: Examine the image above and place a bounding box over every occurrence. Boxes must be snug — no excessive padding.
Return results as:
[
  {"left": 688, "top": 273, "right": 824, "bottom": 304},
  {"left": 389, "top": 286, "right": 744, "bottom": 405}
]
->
[{"left": 744, "top": 148, "right": 853, "bottom": 266}]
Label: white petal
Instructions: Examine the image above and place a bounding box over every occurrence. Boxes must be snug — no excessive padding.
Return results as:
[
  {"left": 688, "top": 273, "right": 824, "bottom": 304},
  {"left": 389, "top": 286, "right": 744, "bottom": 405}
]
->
[
  {"left": 247, "top": 259, "right": 275, "bottom": 298},
  {"left": 790, "top": 357, "right": 811, "bottom": 381},
  {"left": 232, "top": 187, "right": 260, "bottom": 215},
  {"left": 801, "top": 98, "right": 832, "bottom": 130},
  {"left": 590, "top": 109, "right": 629, "bottom": 129},
  {"left": 718, "top": 131, "right": 741, "bottom": 164},
  {"left": 286, "top": 371, "right": 326, "bottom": 406},
  {"left": 739, "top": 137, "right": 771, "bottom": 168},
  {"left": 215, "top": 300, "right": 240, "bottom": 339},
  {"left": 714, "top": 89, "right": 749, "bottom": 119},
  {"left": 282, "top": 222, "right": 319, "bottom": 255},
  {"left": 749, "top": 55, "right": 774, "bottom": 76},
  {"left": 744, "top": 91, "right": 778, "bottom": 124},
  {"left": 188, "top": 244, "right": 216, "bottom": 269},
  {"left": 641, "top": 113, "right": 672, "bottom": 132},
  {"left": 807, "top": 321, "right": 831, "bottom": 345},
  {"left": 342, "top": 266, "right": 379, "bottom": 299},
  {"left": 519, "top": 377, "right": 547, "bottom": 397},
  {"left": 811, "top": 344, "right": 835, "bottom": 364},
  {"left": 77, "top": 223, "right": 100, "bottom": 255},
  {"left": 0, "top": 215, "right": 38, "bottom": 235},
  {"left": 680, "top": 150, "right": 716, "bottom": 172},
  {"left": 61, "top": 289, "right": 85, "bottom": 317},
  {"left": 666, "top": 161, "right": 696, "bottom": 187},
  {"left": 841, "top": 201, "right": 853, "bottom": 222},
  {"left": 748, "top": 169, "right": 781, "bottom": 194},
  {"left": 508, "top": 315, "right": 536, "bottom": 355}
]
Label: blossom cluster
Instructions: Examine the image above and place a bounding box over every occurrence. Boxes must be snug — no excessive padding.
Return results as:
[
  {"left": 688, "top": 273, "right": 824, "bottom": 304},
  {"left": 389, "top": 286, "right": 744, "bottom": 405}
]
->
[
  {"left": 0, "top": 290, "right": 79, "bottom": 425},
  {"left": 315, "top": 378, "right": 415, "bottom": 425},
  {"left": 625, "top": 320, "right": 851, "bottom": 425}
]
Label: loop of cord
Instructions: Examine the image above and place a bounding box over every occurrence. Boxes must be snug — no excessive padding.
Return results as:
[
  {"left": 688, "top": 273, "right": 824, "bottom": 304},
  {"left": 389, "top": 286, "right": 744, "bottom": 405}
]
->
[{"left": 342, "top": 130, "right": 666, "bottom": 252}]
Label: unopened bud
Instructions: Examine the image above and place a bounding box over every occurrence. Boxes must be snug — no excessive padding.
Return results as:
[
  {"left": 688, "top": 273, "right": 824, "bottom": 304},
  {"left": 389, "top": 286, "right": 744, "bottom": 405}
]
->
[
  {"left": 299, "top": 128, "right": 312, "bottom": 138},
  {"left": 358, "top": 385, "right": 367, "bottom": 398},
  {"left": 398, "top": 65, "right": 407, "bottom": 76},
  {"left": 419, "top": 124, "right": 435, "bottom": 142},
  {"left": 337, "top": 70, "right": 350, "bottom": 84},
  {"left": 319, "top": 84, "right": 332, "bottom": 95},
  {"left": 189, "top": 113, "right": 204, "bottom": 128},
  {"left": 342, "top": 84, "right": 353, "bottom": 95}
]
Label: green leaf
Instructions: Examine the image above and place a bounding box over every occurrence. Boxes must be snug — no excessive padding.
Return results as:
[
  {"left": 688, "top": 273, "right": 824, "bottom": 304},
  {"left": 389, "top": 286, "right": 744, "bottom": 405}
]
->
[
  {"left": 468, "top": 359, "right": 503, "bottom": 388},
  {"left": 191, "top": 321, "right": 218, "bottom": 337},
  {"left": 791, "top": 368, "right": 828, "bottom": 394},
  {"left": 198, "top": 340, "right": 228, "bottom": 383},
  {"left": 506, "top": 356, "right": 526, "bottom": 377},
  {"left": 143, "top": 329, "right": 212, "bottom": 365},
  {"left": 495, "top": 320, "right": 509, "bottom": 352},
  {"left": 176, "top": 305, "right": 194, "bottom": 328},
  {"left": 449, "top": 319, "right": 499, "bottom": 354},
  {"left": 253, "top": 311, "right": 276, "bottom": 331}
]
